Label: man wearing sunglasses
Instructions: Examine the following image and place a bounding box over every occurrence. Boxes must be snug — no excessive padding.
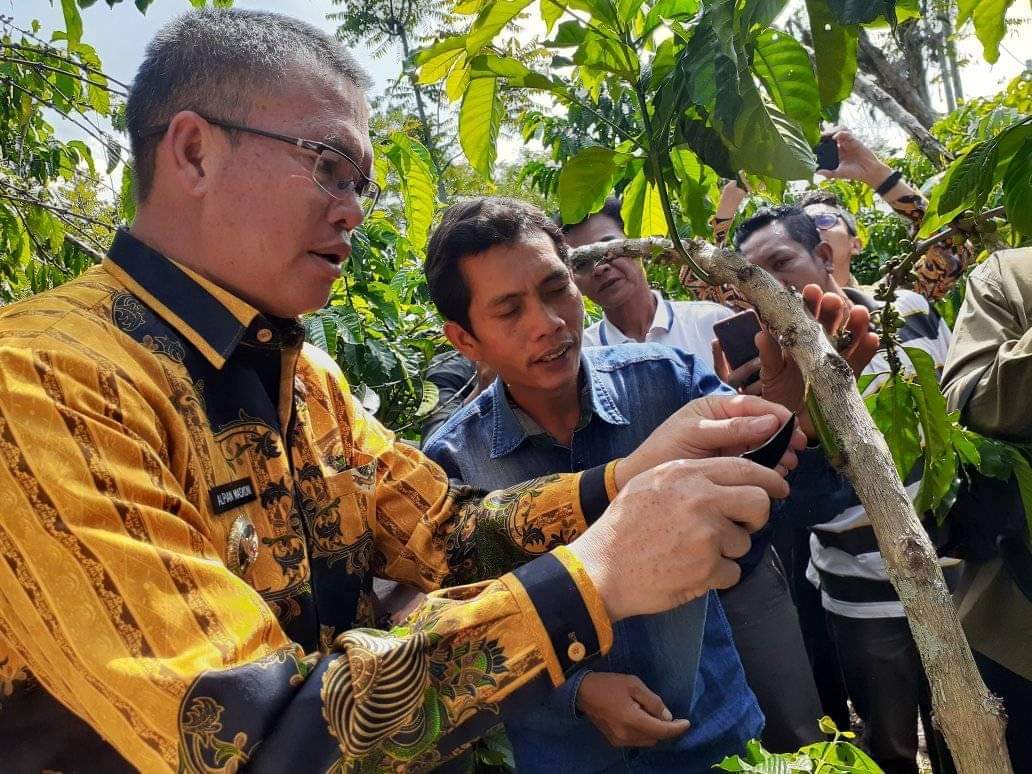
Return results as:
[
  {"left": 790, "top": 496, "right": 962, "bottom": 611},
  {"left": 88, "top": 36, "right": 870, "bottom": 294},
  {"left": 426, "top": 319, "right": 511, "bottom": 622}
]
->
[{"left": 0, "top": 8, "right": 813, "bottom": 773}]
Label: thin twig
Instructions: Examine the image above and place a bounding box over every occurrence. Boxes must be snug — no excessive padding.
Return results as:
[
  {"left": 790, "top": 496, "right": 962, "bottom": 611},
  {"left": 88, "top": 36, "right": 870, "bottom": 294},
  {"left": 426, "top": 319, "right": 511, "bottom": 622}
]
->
[{"left": 0, "top": 54, "right": 128, "bottom": 96}]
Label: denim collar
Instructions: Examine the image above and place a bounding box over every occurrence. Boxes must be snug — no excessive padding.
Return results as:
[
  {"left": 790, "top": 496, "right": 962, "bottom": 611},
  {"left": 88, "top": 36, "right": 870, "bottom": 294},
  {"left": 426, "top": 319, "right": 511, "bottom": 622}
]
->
[
  {"left": 486, "top": 351, "right": 629, "bottom": 458},
  {"left": 104, "top": 229, "right": 305, "bottom": 369}
]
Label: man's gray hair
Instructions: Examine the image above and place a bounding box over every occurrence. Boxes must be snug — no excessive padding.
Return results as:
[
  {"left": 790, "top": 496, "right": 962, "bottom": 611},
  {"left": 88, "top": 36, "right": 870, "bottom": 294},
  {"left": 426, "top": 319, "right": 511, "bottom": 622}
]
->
[{"left": 126, "top": 8, "right": 372, "bottom": 201}]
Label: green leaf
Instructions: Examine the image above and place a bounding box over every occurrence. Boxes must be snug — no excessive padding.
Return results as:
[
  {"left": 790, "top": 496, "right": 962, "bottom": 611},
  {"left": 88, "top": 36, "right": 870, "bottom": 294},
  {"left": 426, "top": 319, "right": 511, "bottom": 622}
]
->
[
  {"left": 905, "top": 346, "right": 958, "bottom": 515},
  {"left": 643, "top": 0, "right": 701, "bottom": 38},
  {"left": 620, "top": 169, "right": 667, "bottom": 237},
  {"left": 826, "top": 0, "right": 896, "bottom": 25},
  {"left": 383, "top": 133, "right": 437, "bottom": 253},
  {"left": 806, "top": 0, "right": 859, "bottom": 108},
  {"left": 550, "top": 20, "right": 588, "bottom": 47},
  {"left": 466, "top": 0, "right": 536, "bottom": 55},
  {"left": 751, "top": 28, "right": 821, "bottom": 145},
  {"left": 958, "top": 0, "right": 1019, "bottom": 64},
  {"left": 669, "top": 146, "right": 717, "bottom": 233},
  {"left": 541, "top": 0, "right": 565, "bottom": 32},
  {"left": 617, "top": 0, "right": 647, "bottom": 25},
  {"left": 459, "top": 76, "right": 504, "bottom": 177},
  {"left": 1002, "top": 136, "right": 1032, "bottom": 238},
  {"left": 60, "top": 0, "right": 83, "bottom": 48},
  {"left": 120, "top": 165, "right": 137, "bottom": 223},
  {"left": 936, "top": 138, "right": 999, "bottom": 214},
  {"left": 558, "top": 146, "right": 627, "bottom": 224},
  {"left": 727, "top": 86, "right": 816, "bottom": 180},
  {"left": 415, "top": 36, "right": 466, "bottom": 84},
  {"left": 573, "top": 31, "right": 640, "bottom": 80},
  {"left": 867, "top": 374, "right": 922, "bottom": 481},
  {"left": 673, "top": 115, "right": 736, "bottom": 179},
  {"left": 415, "top": 380, "right": 440, "bottom": 417},
  {"left": 468, "top": 54, "right": 567, "bottom": 93}
]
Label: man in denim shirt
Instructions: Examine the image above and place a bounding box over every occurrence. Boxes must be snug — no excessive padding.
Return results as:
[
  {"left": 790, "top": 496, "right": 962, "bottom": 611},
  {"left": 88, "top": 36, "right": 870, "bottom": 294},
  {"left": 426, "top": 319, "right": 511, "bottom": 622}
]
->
[{"left": 418, "top": 198, "right": 878, "bottom": 771}]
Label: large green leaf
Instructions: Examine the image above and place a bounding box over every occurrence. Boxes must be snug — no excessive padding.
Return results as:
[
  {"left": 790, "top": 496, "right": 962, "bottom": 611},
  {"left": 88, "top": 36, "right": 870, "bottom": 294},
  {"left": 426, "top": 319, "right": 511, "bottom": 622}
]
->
[
  {"left": 958, "top": 0, "right": 1019, "bottom": 65},
  {"left": 466, "top": 0, "right": 536, "bottom": 54},
  {"left": 643, "top": 0, "right": 701, "bottom": 38},
  {"left": 936, "top": 138, "right": 1000, "bottom": 214},
  {"left": 558, "top": 146, "right": 627, "bottom": 224},
  {"left": 826, "top": 0, "right": 896, "bottom": 25},
  {"left": 751, "top": 29, "right": 821, "bottom": 146},
  {"left": 806, "top": 0, "right": 859, "bottom": 108},
  {"left": 621, "top": 169, "right": 668, "bottom": 237},
  {"left": 673, "top": 114, "right": 736, "bottom": 179},
  {"left": 541, "top": 0, "right": 565, "bottom": 32},
  {"left": 60, "top": 0, "right": 83, "bottom": 48},
  {"left": 905, "top": 346, "right": 957, "bottom": 516},
  {"left": 384, "top": 133, "right": 437, "bottom": 253},
  {"left": 669, "top": 146, "right": 717, "bottom": 234},
  {"left": 415, "top": 36, "right": 467, "bottom": 84},
  {"left": 468, "top": 54, "right": 567, "bottom": 93},
  {"left": 727, "top": 85, "right": 816, "bottom": 180},
  {"left": 866, "top": 374, "right": 922, "bottom": 481},
  {"left": 459, "top": 76, "right": 505, "bottom": 177},
  {"left": 1002, "top": 136, "right": 1032, "bottom": 238},
  {"left": 572, "top": 31, "right": 640, "bottom": 80}
]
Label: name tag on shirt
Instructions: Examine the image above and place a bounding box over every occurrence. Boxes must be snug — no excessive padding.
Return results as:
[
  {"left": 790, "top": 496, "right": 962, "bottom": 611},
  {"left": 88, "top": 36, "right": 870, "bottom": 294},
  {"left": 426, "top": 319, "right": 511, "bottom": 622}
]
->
[{"left": 210, "top": 478, "right": 257, "bottom": 514}]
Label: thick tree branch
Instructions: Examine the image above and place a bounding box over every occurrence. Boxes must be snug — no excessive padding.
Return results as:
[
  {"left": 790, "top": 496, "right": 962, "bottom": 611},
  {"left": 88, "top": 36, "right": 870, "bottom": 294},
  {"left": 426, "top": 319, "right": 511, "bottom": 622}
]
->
[
  {"left": 569, "top": 236, "right": 1012, "bottom": 774},
  {"left": 851, "top": 69, "right": 950, "bottom": 167},
  {"left": 857, "top": 29, "right": 940, "bottom": 130}
]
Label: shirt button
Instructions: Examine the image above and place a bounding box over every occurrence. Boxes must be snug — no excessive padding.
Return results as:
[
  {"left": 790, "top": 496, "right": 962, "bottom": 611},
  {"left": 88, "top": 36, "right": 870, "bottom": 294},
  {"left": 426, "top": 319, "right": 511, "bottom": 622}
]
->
[
  {"left": 567, "top": 639, "right": 586, "bottom": 662},
  {"left": 256, "top": 328, "right": 273, "bottom": 343}
]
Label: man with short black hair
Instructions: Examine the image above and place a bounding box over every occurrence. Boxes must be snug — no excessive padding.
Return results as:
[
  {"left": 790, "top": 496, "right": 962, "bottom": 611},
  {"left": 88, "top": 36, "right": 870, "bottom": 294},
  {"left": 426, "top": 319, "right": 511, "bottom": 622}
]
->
[
  {"left": 732, "top": 205, "right": 955, "bottom": 774},
  {"left": 422, "top": 197, "right": 877, "bottom": 770},
  {"left": 562, "top": 197, "right": 733, "bottom": 368},
  {"left": 0, "top": 10, "right": 806, "bottom": 771}
]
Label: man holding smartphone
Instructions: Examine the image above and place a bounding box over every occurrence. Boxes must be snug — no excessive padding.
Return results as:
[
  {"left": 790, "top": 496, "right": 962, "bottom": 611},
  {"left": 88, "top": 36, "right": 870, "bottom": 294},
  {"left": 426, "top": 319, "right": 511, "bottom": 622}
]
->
[{"left": 561, "top": 201, "right": 841, "bottom": 752}]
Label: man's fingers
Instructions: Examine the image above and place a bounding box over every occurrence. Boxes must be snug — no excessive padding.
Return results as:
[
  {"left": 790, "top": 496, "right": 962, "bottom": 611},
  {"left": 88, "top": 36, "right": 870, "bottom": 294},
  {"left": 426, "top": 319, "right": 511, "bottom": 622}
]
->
[
  {"left": 816, "top": 293, "right": 845, "bottom": 337},
  {"left": 710, "top": 557, "right": 743, "bottom": 590},
  {"left": 628, "top": 679, "right": 669, "bottom": 719},
  {"left": 627, "top": 705, "right": 692, "bottom": 744},
  {"left": 689, "top": 393, "right": 792, "bottom": 423},
  {"left": 756, "top": 329, "right": 786, "bottom": 380},
  {"left": 715, "top": 520, "right": 752, "bottom": 559},
  {"left": 726, "top": 357, "right": 761, "bottom": 390},
  {"left": 691, "top": 457, "right": 791, "bottom": 498},
  {"left": 711, "top": 339, "right": 731, "bottom": 383},
  {"left": 713, "top": 483, "right": 775, "bottom": 531},
  {"left": 690, "top": 414, "right": 783, "bottom": 457}
]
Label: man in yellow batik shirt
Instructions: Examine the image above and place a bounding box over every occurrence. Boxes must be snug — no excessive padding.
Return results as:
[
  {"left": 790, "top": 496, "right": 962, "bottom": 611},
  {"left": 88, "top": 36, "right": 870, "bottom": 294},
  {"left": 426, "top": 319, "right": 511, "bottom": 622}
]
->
[{"left": 0, "top": 8, "right": 813, "bottom": 772}]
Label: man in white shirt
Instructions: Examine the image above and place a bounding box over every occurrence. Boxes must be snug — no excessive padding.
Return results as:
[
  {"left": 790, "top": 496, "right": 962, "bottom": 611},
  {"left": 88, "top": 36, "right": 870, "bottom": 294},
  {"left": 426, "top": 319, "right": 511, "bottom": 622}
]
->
[
  {"left": 561, "top": 198, "right": 825, "bottom": 752},
  {"left": 562, "top": 197, "right": 733, "bottom": 369}
]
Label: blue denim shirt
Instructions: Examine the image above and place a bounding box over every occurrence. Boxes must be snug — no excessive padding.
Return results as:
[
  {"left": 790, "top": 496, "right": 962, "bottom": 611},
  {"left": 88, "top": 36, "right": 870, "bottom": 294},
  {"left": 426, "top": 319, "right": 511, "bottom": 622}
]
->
[{"left": 424, "top": 344, "right": 764, "bottom": 773}]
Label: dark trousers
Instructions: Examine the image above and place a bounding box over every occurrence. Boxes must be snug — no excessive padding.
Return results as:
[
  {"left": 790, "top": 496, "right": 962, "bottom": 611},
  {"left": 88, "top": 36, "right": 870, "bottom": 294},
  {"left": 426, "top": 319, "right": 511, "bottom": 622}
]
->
[
  {"left": 827, "top": 613, "right": 954, "bottom": 774},
  {"left": 974, "top": 650, "right": 1032, "bottom": 769},
  {"left": 719, "top": 546, "right": 823, "bottom": 752},
  {"left": 774, "top": 525, "right": 852, "bottom": 729}
]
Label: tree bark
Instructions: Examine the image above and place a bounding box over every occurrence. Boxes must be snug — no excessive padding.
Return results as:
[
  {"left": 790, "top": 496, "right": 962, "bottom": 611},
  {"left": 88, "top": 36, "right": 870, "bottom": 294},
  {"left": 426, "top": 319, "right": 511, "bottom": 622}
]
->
[
  {"left": 568, "top": 236, "right": 1013, "bottom": 774},
  {"left": 857, "top": 29, "right": 940, "bottom": 129}
]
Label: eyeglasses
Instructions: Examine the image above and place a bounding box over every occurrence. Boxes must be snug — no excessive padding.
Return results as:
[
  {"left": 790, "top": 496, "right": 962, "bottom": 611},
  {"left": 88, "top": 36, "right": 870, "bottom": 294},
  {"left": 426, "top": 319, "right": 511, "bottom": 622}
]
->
[
  {"left": 141, "top": 114, "right": 381, "bottom": 217},
  {"left": 810, "top": 212, "right": 842, "bottom": 231}
]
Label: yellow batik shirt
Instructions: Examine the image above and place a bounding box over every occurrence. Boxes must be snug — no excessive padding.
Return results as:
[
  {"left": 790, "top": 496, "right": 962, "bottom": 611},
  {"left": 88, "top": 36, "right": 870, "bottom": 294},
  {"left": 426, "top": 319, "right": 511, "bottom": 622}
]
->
[{"left": 0, "top": 230, "right": 618, "bottom": 772}]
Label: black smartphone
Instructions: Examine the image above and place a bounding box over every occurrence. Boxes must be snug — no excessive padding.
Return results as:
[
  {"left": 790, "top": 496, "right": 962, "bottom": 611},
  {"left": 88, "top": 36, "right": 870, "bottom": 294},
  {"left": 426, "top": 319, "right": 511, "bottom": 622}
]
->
[
  {"left": 814, "top": 136, "right": 839, "bottom": 171},
  {"left": 713, "top": 310, "right": 761, "bottom": 370},
  {"left": 742, "top": 414, "right": 797, "bottom": 470}
]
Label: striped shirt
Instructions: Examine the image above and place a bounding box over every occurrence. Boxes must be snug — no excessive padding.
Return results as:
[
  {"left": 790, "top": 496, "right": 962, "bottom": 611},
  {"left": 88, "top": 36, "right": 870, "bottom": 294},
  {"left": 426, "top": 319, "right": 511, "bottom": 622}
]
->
[{"left": 806, "top": 287, "right": 956, "bottom": 619}]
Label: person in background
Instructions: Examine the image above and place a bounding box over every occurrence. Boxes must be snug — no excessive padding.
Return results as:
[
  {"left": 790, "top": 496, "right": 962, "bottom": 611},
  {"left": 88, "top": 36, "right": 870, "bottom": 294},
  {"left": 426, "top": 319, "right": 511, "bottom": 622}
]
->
[
  {"left": 419, "top": 351, "right": 494, "bottom": 441},
  {"left": 731, "top": 205, "right": 955, "bottom": 774},
  {"left": 561, "top": 197, "right": 734, "bottom": 370},
  {"left": 562, "top": 199, "right": 828, "bottom": 752},
  {"left": 940, "top": 247, "right": 1032, "bottom": 769},
  {"left": 699, "top": 130, "right": 971, "bottom": 303}
]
